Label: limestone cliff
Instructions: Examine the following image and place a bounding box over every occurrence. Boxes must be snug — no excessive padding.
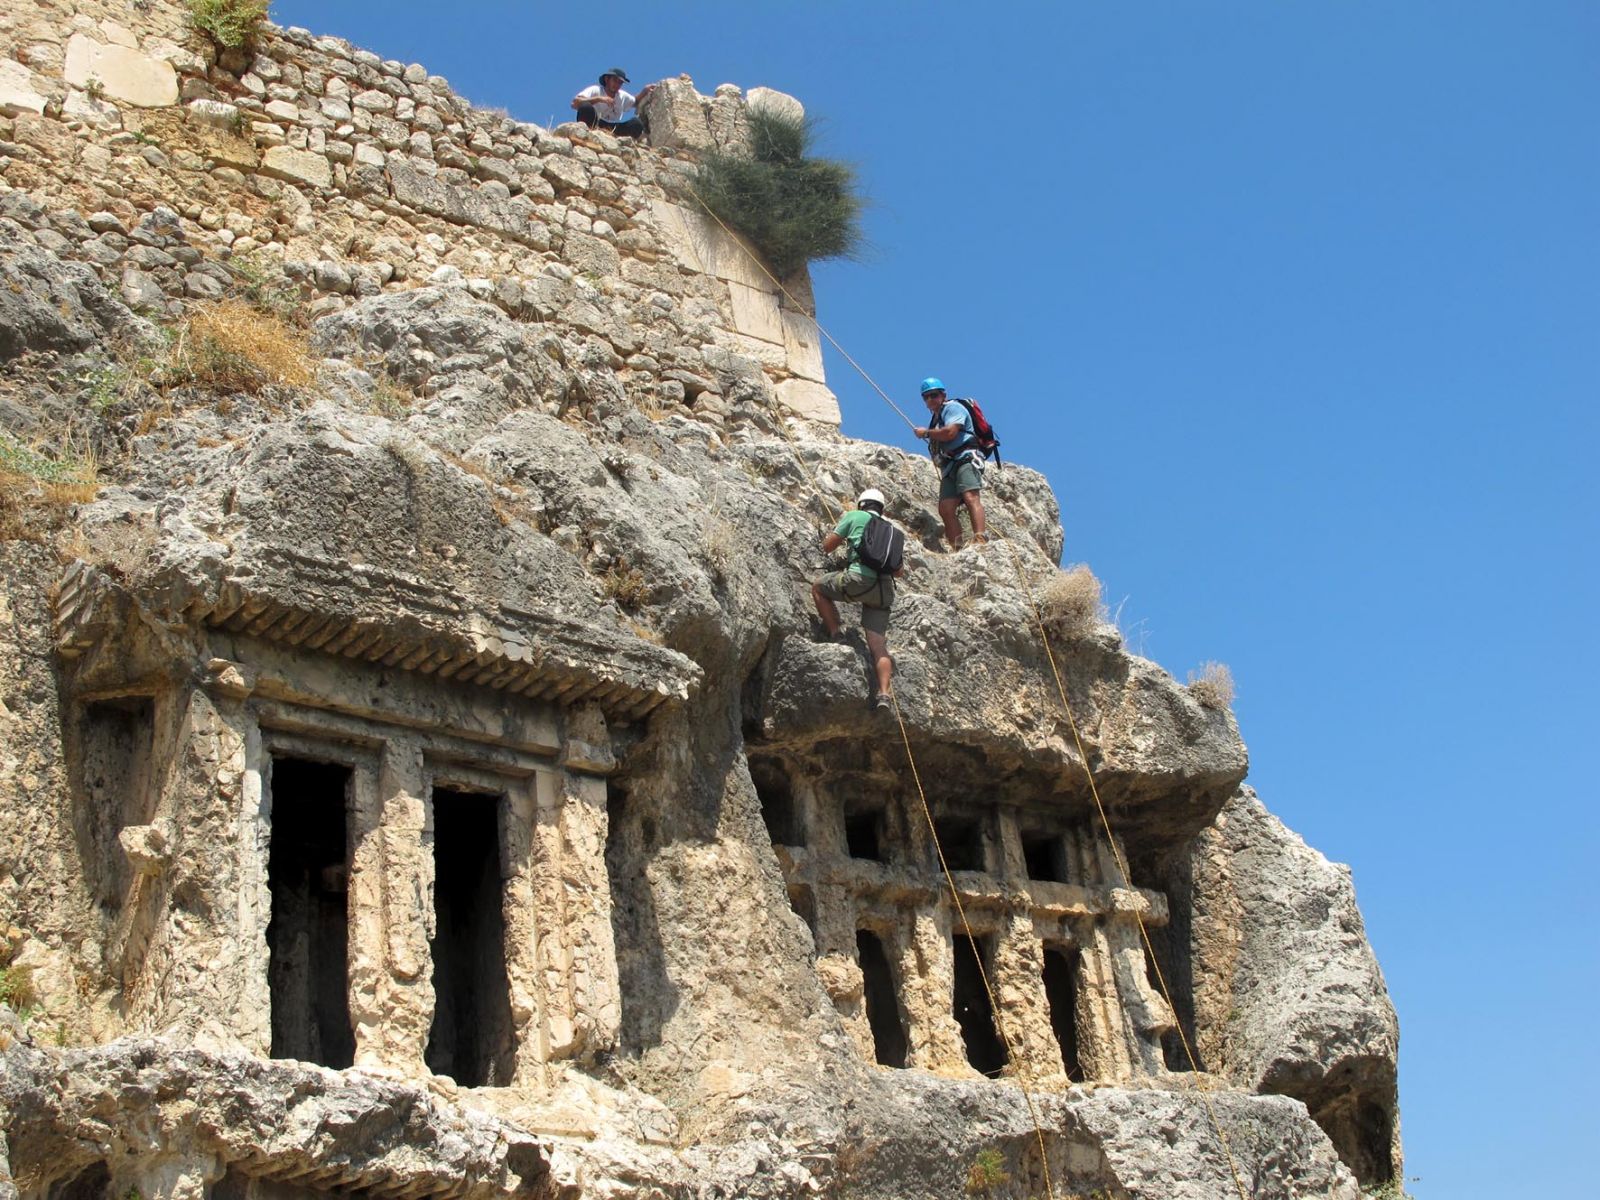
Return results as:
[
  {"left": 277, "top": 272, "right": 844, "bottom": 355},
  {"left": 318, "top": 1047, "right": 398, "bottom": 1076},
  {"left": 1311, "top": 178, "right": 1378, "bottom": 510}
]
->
[{"left": 0, "top": 4, "right": 1399, "bottom": 1198}]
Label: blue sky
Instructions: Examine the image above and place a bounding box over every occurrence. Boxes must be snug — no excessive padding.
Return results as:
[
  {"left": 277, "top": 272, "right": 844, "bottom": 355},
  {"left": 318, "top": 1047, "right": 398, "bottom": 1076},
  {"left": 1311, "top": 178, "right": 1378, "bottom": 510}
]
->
[{"left": 276, "top": 4, "right": 1597, "bottom": 1195}]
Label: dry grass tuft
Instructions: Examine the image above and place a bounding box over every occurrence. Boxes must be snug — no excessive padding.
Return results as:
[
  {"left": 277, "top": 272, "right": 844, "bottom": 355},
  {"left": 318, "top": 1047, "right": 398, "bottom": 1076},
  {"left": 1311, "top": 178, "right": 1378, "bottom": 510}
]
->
[
  {"left": 598, "top": 561, "right": 651, "bottom": 611},
  {"left": 166, "top": 299, "right": 314, "bottom": 393},
  {"left": 0, "top": 431, "right": 98, "bottom": 541},
  {"left": 1039, "top": 563, "right": 1107, "bottom": 638},
  {"left": 1187, "top": 661, "right": 1236, "bottom": 710}
]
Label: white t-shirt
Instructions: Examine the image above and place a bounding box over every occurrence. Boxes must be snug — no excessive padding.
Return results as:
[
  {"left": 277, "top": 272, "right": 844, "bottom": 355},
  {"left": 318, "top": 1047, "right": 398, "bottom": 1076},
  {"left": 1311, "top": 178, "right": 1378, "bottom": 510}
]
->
[{"left": 574, "top": 84, "right": 635, "bottom": 123}]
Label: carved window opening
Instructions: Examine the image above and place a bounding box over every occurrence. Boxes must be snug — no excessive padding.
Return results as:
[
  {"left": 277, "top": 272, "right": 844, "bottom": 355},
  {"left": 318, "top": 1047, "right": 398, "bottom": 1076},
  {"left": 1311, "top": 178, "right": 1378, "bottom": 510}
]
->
[
  {"left": 934, "top": 816, "right": 984, "bottom": 872},
  {"left": 856, "top": 929, "right": 908, "bottom": 1069},
  {"left": 845, "top": 804, "right": 885, "bottom": 862},
  {"left": 426, "top": 787, "right": 515, "bottom": 1087},
  {"left": 752, "top": 759, "right": 804, "bottom": 846},
  {"left": 1042, "top": 945, "right": 1082, "bottom": 1079},
  {"left": 953, "top": 932, "right": 1007, "bottom": 1076},
  {"left": 75, "top": 696, "right": 154, "bottom": 908},
  {"left": 266, "top": 756, "right": 355, "bottom": 1069},
  {"left": 1022, "top": 832, "right": 1067, "bottom": 883}
]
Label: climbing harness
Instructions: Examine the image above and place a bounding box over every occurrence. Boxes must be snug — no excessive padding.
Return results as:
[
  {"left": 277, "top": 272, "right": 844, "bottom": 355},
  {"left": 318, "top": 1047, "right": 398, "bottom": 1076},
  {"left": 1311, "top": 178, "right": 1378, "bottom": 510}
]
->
[{"left": 688, "top": 187, "right": 1251, "bottom": 1200}]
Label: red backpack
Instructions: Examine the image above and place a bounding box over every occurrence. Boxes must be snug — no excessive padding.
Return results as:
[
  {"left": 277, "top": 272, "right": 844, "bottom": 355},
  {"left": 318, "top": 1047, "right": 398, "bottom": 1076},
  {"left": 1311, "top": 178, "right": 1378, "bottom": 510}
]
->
[{"left": 952, "top": 397, "right": 1002, "bottom": 466}]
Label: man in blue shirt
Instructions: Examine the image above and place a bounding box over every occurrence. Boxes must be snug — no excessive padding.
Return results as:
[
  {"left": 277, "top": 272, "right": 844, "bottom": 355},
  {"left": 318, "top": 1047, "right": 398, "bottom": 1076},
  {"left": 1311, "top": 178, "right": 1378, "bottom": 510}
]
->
[
  {"left": 812, "top": 487, "right": 902, "bottom": 710},
  {"left": 912, "top": 377, "right": 987, "bottom": 549}
]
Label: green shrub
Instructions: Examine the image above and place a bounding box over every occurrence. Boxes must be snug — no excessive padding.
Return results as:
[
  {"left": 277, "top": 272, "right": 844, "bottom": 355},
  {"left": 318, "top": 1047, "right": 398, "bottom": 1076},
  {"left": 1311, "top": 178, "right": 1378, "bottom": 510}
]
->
[
  {"left": 694, "top": 106, "right": 864, "bottom": 278},
  {"left": 186, "top": 0, "right": 271, "bottom": 50},
  {"left": 0, "top": 964, "right": 38, "bottom": 1013}
]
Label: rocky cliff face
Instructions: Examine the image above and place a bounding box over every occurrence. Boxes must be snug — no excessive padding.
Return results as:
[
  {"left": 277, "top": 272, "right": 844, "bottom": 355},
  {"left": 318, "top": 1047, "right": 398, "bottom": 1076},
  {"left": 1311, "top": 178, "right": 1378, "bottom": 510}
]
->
[{"left": 0, "top": 4, "right": 1398, "bottom": 1198}]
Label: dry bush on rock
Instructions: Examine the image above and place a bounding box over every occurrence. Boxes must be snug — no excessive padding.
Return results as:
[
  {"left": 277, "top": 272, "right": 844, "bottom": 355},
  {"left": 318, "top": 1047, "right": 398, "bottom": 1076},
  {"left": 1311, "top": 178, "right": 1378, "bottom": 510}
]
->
[
  {"left": 1040, "top": 564, "right": 1106, "bottom": 638},
  {"left": 0, "top": 431, "right": 98, "bottom": 541},
  {"left": 167, "top": 299, "right": 313, "bottom": 393},
  {"left": 1187, "top": 661, "right": 1236, "bottom": 710},
  {"left": 599, "top": 561, "right": 650, "bottom": 611}
]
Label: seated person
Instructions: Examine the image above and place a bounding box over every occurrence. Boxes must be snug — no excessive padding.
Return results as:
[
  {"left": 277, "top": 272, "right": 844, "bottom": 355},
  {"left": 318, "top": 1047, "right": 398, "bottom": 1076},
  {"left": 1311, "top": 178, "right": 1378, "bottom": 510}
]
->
[{"left": 571, "top": 68, "right": 653, "bottom": 139}]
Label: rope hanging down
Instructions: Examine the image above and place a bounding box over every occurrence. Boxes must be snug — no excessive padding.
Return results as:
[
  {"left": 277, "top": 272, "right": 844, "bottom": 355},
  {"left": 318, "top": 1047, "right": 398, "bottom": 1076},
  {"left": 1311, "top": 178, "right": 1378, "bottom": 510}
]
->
[{"left": 688, "top": 185, "right": 1248, "bottom": 1200}]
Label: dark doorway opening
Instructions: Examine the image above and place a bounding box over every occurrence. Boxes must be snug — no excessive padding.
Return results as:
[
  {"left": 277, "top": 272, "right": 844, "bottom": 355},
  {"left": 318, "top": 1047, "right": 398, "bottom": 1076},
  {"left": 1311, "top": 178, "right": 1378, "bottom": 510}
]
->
[
  {"left": 266, "top": 757, "right": 354, "bottom": 1068},
  {"left": 1022, "top": 833, "right": 1067, "bottom": 883},
  {"left": 845, "top": 806, "right": 884, "bottom": 861},
  {"left": 953, "top": 932, "right": 1007, "bottom": 1076},
  {"left": 935, "top": 816, "right": 984, "bottom": 872},
  {"left": 856, "top": 930, "right": 908, "bottom": 1068},
  {"left": 1042, "top": 945, "right": 1082, "bottom": 1079},
  {"left": 426, "top": 788, "right": 515, "bottom": 1087},
  {"left": 751, "top": 759, "right": 803, "bottom": 846}
]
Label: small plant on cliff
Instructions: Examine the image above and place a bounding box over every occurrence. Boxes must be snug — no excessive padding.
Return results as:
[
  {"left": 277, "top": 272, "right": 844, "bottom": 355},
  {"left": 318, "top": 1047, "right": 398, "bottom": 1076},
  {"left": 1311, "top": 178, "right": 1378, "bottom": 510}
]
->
[
  {"left": 165, "top": 299, "right": 314, "bottom": 393},
  {"left": 1187, "top": 661, "right": 1236, "bottom": 710},
  {"left": 0, "top": 430, "right": 99, "bottom": 541},
  {"left": 1039, "top": 563, "right": 1107, "bottom": 638},
  {"left": 186, "top": 0, "right": 271, "bottom": 50},
  {"left": 0, "top": 935, "right": 39, "bottom": 1014},
  {"left": 693, "top": 106, "right": 864, "bottom": 278},
  {"left": 965, "top": 1148, "right": 1010, "bottom": 1196},
  {"left": 598, "top": 560, "right": 650, "bottom": 611}
]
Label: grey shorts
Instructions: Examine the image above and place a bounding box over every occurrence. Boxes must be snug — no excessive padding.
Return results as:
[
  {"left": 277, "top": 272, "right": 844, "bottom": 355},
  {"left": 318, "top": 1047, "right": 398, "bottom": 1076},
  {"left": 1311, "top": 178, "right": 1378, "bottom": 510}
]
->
[
  {"left": 817, "top": 568, "right": 894, "bottom": 635},
  {"left": 940, "top": 459, "right": 983, "bottom": 501}
]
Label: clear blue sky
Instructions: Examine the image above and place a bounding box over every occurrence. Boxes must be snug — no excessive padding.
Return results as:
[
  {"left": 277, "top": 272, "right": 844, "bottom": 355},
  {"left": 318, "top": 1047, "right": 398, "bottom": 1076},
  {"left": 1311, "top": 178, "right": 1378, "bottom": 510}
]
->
[{"left": 276, "top": 4, "right": 1598, "bottom": 1195}]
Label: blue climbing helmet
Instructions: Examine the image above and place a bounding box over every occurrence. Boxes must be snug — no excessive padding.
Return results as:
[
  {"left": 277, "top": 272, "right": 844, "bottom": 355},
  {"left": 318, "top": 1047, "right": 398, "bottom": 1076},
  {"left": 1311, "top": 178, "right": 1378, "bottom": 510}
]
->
[{"left": 919, "top": 377, "right": 945, "bottom": 396}]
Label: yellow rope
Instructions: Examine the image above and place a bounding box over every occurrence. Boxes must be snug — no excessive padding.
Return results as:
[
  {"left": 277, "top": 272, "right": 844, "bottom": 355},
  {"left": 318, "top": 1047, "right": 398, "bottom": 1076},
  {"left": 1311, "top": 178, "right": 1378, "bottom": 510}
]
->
[
  {"left": 993, "top": 533, "right": 1250, "bottom": 1200},
  {"left": 888, "top": 692, "right": 1058, "bottom": 1198},
  {"left": 685, "top": 182, "right": 1246, "bottom": 1200}
]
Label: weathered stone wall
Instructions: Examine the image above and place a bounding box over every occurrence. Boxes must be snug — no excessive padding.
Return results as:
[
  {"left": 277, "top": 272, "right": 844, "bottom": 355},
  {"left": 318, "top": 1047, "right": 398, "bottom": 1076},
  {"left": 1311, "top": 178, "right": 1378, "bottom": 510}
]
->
[{"left": 0, "top": 0, "right": 839, "bottom": 424}]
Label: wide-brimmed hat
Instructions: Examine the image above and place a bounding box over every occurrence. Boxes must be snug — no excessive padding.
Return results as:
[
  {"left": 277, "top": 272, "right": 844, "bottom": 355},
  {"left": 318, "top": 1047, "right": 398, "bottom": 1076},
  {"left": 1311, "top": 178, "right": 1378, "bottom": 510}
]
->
[{"left": 599, "top": 67, "right": 630, "bottom": 84}]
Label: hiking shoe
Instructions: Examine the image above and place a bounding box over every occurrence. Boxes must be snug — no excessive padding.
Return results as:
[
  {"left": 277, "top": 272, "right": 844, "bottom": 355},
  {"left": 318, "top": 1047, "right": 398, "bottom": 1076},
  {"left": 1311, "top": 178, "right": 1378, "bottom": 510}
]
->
[{"left": 873, "top": 693, "right": 892, "bottom": 712}]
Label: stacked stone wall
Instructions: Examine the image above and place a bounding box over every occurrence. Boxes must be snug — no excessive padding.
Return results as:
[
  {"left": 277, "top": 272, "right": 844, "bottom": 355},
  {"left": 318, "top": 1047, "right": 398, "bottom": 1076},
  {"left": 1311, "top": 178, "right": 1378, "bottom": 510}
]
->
[{"left": 0, "top": 0, "right": 839, "bottom": 424}]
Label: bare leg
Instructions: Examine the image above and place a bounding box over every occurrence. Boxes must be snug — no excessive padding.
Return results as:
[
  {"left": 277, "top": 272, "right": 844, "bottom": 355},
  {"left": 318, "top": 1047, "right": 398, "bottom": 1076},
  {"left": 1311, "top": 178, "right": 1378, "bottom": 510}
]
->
[
  {"left": 937, "top": 497, "right": 963, "bottom": 549},
  {"left": 811, "top": 583, "right": 841, "bottom": 636},
  {"left": 865, "top": 628, "right": 892, "bottom": 695},
  {"left": 963, "top": 490, "right": 986, "bottom": 542}
]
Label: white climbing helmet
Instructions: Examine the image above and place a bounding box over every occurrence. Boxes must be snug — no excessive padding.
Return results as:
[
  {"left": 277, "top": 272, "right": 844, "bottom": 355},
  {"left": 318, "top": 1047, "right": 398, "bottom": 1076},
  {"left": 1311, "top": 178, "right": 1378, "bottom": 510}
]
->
[{"left": 857, "top": 488, "right": 886, "bottom": 511}]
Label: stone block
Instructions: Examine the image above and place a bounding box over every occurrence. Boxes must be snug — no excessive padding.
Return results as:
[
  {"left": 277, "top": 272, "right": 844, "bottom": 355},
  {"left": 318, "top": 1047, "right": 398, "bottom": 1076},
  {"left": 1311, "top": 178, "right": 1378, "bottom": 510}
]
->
[
  {"left": 64, "top": 34, "right": 178, "bottom": 108},
  {"left": 638, "top": 77, "right": 712, "bottom": 152},
  {"left": 775, "top": 378, "right": 841, "bottom": 425},
  {"left": 781, "top": 310, "right": 825, "bottom": 383},
  {"left": 261, "top": 145, "right": 332, "bottom": 189},
  {"left": 0, "top": 61, "right": 47, "bottom": 117},
  {"left": 746, "top": 86, "right": 805, "bottom": 124},
  {"left": 647, "top": 198, "right": 776, "bottom": 292},
  {"left": 728, "top": 279, "right": 783, "bottom": 344}
]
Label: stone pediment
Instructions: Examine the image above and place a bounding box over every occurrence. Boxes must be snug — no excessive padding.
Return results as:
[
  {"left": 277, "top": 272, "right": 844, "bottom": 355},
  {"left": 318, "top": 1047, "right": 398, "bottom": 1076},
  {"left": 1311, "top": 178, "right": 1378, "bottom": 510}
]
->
[{"left": 55, "top": 552, "right": 699, "bottom": 722}]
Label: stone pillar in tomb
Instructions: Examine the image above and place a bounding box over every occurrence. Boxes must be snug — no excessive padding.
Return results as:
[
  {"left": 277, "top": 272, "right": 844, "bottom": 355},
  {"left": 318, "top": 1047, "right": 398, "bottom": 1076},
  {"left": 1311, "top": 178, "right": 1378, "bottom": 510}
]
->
[
  {"left": 1088, "top": 833, "right": 1175, "bottom": 1078},
  {"left": 121, "top": 663, "right": 262, "bottom": 1048},
  {"left": 502, "top": 772, "right": 549, "bottom": 1078},
  {"left": 992, "top": 910, "right": 1061, "bottom": 1078},
  {"left": 347, "top": 737, "right": 432, "bottom": 1071},
  {"left": 989, "top": 810, "right": 1064, "bottom": 1078},
  {"left": 1075, "top": 920, "right": 1136, "bottom": 1081},
  {"left": 528, "top": 704, "right": 622, "bottom": 1062},
  {"left": 803, "top": 771, "right": 868, "bottom": 1035},
  {"left": 903, "top": 905, "right": 969, "bottom": 1072}
]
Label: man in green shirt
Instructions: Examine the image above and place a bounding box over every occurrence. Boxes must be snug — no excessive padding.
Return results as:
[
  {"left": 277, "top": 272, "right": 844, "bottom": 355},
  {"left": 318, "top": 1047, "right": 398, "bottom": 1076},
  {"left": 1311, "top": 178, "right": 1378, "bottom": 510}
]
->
[{"left": 811, "top": 488, "right": 904, "bottom": 710}]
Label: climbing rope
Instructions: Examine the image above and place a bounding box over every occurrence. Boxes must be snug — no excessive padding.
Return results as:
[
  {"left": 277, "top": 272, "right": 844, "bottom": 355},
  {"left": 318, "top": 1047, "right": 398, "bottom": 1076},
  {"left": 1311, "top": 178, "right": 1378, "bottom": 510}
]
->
[{"left": 686, "top": 186, "right": 1247, "bottom": 1200}]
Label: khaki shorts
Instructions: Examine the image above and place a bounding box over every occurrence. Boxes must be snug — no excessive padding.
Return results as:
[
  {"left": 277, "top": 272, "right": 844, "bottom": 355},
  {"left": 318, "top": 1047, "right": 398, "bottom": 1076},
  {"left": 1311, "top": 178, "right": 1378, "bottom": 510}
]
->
[
  {"left": 817, "top": 568, "right": 895, "bottom": 635},
  {"left": 940, "top": 459, "right": 984, "bottom": 501}
]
